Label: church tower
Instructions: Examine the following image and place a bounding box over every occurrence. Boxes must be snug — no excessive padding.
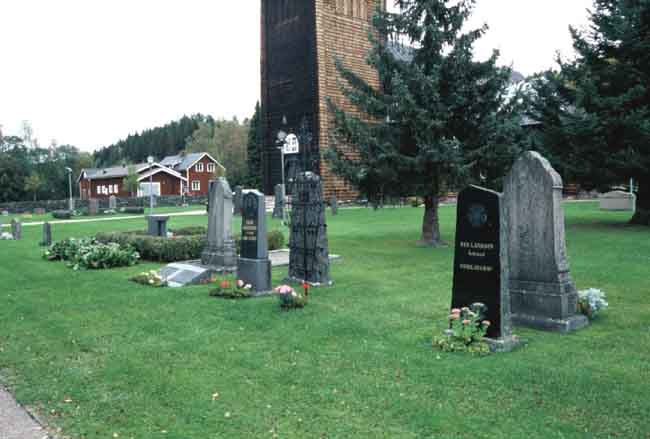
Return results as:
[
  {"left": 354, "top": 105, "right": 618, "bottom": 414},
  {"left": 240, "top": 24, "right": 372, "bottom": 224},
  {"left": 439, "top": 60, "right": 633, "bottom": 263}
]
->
[{"left": 261, "top": 0, "right": 386, "bottom": 199}]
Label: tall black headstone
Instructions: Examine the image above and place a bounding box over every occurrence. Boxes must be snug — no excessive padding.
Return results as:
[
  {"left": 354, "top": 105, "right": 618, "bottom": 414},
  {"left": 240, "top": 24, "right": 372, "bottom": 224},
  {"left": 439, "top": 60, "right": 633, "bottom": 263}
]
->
[
  {"left": 288, "top": 172, "right": 330, "bottom": 285},
  {"left": 237, "top": 190, "right": 272, "bottom": 294},
  {"left": 451, "top": 185, "right": 518, "bottom": 351}
]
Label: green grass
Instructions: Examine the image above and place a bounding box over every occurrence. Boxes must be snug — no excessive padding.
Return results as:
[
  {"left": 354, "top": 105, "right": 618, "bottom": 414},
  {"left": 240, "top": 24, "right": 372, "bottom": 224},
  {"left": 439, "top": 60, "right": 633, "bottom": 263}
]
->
[{"left": 0, "top": 203, "right": 649, "bottom": 439}]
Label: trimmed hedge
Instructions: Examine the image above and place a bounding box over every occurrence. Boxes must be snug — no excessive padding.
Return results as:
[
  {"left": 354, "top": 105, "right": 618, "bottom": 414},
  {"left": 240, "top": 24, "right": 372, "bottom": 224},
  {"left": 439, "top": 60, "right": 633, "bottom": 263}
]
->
[
  {"left": 96, "top": 232, "right": 205, "bottom": 262},
  {"left": 122, "top": 207, "right": 145, "bottom": 215},
  {"left": 52, "top": 210, "right": 72, "bottom": 220},
  {"left": 96, "top": 229, "right": 287, "bottom": 263}
]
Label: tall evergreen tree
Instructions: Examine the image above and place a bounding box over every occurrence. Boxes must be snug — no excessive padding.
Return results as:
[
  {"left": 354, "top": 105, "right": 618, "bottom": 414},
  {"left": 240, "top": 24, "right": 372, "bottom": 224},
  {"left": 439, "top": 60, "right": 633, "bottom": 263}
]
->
[
  {"left": 327, "top": 0, "right": 518, "bottom": 246},
  {"left": 246, "top": 102, "right": 263, "bottom": 190},
  {"left": 525, "top": 0, "right": 650, "bottom": 224}
]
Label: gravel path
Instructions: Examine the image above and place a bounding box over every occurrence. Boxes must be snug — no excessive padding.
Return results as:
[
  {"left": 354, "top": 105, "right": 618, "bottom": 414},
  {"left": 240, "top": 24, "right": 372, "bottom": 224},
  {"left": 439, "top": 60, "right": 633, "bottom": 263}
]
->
[{"left": 0, "top": 386, "right": 50, "bottom": 439}]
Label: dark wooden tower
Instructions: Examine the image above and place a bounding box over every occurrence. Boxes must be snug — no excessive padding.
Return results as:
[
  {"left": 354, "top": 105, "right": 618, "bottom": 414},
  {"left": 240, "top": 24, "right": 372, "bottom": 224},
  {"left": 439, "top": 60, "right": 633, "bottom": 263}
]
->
[{"left": 260, "top": 0, "right": 386, "bottom": 200}]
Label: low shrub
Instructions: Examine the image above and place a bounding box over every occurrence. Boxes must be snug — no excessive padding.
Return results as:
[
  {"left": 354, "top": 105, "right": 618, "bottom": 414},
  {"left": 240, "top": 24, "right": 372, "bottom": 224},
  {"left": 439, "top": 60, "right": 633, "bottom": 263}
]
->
[
  {"left": 170, "top": 226, "right": 207, "bottom": 236},
  {"left": 130, "top": 270, "right": 167, "bottom": 287},
  {"left": 209, "top": 278, "right": 253, "bottom": 299},
  {"left": 44, "top": 237, "right": 140, "bottom": 270},
  {"left": 96, "top": 232, "right": 206, "bottom": 262},
  {"left": 121, "top": 207, "right": 145, "bottom": 215},
  {"left": 52, "top": 210, "right": 72, "bottom": 220},
  {"left": 267, "top": 229, "right": 285, "bottom": 251},
  {"left": 44, "top": 237, "right": 94, "bottom": 261}
]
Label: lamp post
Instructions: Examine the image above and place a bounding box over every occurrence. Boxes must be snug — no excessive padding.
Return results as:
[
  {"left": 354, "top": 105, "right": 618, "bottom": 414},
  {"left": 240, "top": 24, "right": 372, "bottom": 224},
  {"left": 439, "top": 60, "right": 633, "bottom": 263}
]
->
[
  {"left": 65, "top": 167, "right": 73, "bottom": 211},
  {"left": 147, "top": 156, "right": 154, "bottom": 214}
]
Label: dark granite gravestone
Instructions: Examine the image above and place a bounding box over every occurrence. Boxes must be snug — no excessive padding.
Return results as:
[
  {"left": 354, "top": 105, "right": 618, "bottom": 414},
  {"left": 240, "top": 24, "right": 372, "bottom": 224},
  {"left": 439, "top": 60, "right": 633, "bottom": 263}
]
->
[
  {"left": 11, "top": 219, "right": 21, "bottom": 240},
  {"left": 288, "top": 172, "right": 331, "bottom": 286},
  {"left": 451, "top": 185, "right": 519, "bottom": 351},
  {"left": 237, "top": 191, "right": 272, "bottom": 294},
  {"left": 330, "top": 194, "right": 338, "bottom": 216},
  {"left": 147, "top": 215, "right": 169, "bottom": 237},
  {"left": 272, "top": 184, "right": 285, "bottom": 219},
  {"left": 233, "top": 186, "right": 243, "bottom": 216},
  {"left": 88, "top": 198, "right": 99, "bottom": 216},
  {"left": 41, "top": 222, "right": 52, "bottom": 247},
  {"left": 504, "top": 151, "right": 588, "bottom": 333}
]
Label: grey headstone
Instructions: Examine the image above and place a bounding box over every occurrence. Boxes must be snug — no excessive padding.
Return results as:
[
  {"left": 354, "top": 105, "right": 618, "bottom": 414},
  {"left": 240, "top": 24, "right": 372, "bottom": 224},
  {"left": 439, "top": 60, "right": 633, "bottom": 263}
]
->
[
  {"left": 1, "top": 211, "right": 8, "bottom": 217},
  {"left": 201, "top": 178, "right": 237, "bottom": 270},
  {"left": 109, "top": 195, "right": 117, "bottom": 210},
  {"left": 147, "top": 215, "right": 169, "bottom": 237},
  {"left": 88, "top": 198, "right": 99, "bottom": 216},
  {"left": 237, "top": 190, "right": 272, "bottom": 294},
  {"left": 11, "top": 219, "right": 21, "bottom": 240},
  {"left": 41, "top": 222, "right": 52, "bottom": 247},
  {"left": 451, "top": 185, "right": 519, "bottom": 352},
  {"left": 599, "top": 190, "right": 636, "bottom": 211},
  {"left": 288, "top": 172, "right": 331, "bottom": 285},
  {"left": 504, "top": 151, "right": 588, "bottom": 333},
  {"left": 233, "top": 186, "right": 243, "bottom": 216},
  {"left": 272, "top": 184, "right": 285, "bottom": 219},
  {"left": 330, "top": 194, "right": 338, "bottom": 216}
]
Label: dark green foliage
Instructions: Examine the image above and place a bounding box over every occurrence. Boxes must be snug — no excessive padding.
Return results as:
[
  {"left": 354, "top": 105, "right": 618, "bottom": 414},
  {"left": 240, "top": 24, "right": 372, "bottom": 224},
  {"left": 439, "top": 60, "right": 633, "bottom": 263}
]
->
[
  {"left": 52, "top": 210, "right": 72, "bottom": 220},
  {"left": 122, "top": 207, "right": 145, "bottom": 215},
  {"left": 94, "top": 115, "right": 210, "bottom": 166},
  {"left": 169, "top": 226, "right": 207, "bottom": 236},
  {"left": 0, "top": 135, "right": 91, "bottom": 203},
  {"left": 246, "top": 102, "right": 263, "bottom": 190},
  {"left": 95, "top": 232, "right": 206, "bottom": 263},
  {"left": 44, "top": 237, "right": 140, "bottom": 270},
  {"left": 524, "top": 0, "right": 650, "bottom": 224},
  {"left": 327, "top": 0, "right": 521, "bottom": 244},
  {"left": 267, "top": 229, "right": 285, "bottom": 251}
]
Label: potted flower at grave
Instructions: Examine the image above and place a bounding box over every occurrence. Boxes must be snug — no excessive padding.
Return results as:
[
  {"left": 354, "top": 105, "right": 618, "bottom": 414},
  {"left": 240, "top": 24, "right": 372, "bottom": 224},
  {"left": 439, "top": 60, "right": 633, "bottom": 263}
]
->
[
  {"left": 434, "top": 303, "right": 491, "bottom": 355},
  {"left": 275, "top": 284, "right": 308, "bottom": 310},
  {"left": 209, "top": 278, "right": 253, "bottom": 299}
]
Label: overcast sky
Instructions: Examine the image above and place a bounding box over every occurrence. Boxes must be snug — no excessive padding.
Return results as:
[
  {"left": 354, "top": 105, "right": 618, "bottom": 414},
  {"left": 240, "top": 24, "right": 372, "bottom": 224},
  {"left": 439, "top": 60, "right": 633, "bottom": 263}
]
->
[{"left": 0, "top": 0, "right": 593, "bottom": 152}]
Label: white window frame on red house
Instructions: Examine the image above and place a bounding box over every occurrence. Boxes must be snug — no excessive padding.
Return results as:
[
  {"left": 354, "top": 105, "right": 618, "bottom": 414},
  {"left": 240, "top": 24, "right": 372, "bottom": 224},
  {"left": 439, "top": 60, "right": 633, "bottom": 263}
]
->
[
  {"left": 195, "top": 162, "right": 204, "bottom": 172},
  {"left": 207, "top": 162, "right": 215, "bottom": 173},
  {"left": 191, "top": 180, "right": 200, "bottom": 191}
]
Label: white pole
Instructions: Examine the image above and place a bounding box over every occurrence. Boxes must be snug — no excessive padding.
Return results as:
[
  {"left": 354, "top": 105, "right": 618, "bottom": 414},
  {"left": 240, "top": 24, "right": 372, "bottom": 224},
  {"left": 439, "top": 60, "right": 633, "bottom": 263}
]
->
[{"left": 630, "top": 178, "right": 634, "bottom": 194}]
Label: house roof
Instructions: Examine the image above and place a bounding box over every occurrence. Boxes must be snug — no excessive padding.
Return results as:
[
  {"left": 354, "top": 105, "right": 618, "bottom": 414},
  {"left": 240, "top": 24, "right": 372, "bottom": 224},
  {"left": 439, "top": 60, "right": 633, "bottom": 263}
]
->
[
  {"left": 137, "top": 167, "right": 187, "bottom": 182},
  {"left": 160, "top": 152, "right": 225, "bottom": 172},
  {"left": 79, "top": 163, "right": 148, "bottom": 181}
]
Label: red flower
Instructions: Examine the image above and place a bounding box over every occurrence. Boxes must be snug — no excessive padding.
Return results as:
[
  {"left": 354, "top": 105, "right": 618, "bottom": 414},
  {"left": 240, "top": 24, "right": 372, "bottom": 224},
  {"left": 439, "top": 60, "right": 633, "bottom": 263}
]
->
[
  {"left": 220, "top": 280, "right": 230, "bottom": 289},
  {"left": 302, "top": 282, "right": 310, "bottom": 296}
]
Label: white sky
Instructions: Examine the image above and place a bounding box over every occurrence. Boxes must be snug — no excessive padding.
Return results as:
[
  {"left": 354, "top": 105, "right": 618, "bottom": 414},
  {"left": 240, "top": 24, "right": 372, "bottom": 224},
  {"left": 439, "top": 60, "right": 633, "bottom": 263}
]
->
[{"left": 0, "top": 0, "right": 593, "bottom": 152}]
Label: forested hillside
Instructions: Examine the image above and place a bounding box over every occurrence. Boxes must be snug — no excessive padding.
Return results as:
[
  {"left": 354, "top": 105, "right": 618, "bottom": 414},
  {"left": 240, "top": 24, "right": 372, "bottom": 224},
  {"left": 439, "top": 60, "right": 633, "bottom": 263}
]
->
[{"left": 93, "top": 114, "right": 212, "bottom": 166}]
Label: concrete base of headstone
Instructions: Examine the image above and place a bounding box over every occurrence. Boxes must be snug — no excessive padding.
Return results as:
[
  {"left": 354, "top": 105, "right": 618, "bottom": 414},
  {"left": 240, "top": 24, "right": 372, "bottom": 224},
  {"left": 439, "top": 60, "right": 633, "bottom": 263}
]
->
[
  {"left": 510, "top": 278, "right": 589, "bottom": 333},
  {"left": 511, "top": 313, "right": 589, "bottom": 333},
  {"left": 160, "top": 261, "right": 234, "bottom": 288},
  {"left": 237, "top": 257, "right": 272, "bottom": 295},
  {"left": 201, "top": 240, "right": 238, "bottom": 270},
  {"left": 599, "top": 191, "right": 636, "bottom": 211},
  {"left": 485, "top": 335, "right": 523, "bottom": 353}
]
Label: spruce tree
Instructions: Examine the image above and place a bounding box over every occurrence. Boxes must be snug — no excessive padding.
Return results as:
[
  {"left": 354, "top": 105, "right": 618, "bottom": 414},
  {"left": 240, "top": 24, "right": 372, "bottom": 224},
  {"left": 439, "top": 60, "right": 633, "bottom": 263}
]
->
[
  {"left": 526, "top": 0, "right": 650, "bottom": 224},
  {"left": 246, "top": 102, "right": 263, "bottom": 190},
  {"left": 327, "top": 0, "right": 517, "bottom": 246}
]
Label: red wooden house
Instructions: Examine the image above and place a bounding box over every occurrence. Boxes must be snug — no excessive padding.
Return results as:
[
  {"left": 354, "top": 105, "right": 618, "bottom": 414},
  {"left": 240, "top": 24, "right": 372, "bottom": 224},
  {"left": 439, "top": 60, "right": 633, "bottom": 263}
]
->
[{"left": 78, "top": 152, "right": 225, "bottom": 200}]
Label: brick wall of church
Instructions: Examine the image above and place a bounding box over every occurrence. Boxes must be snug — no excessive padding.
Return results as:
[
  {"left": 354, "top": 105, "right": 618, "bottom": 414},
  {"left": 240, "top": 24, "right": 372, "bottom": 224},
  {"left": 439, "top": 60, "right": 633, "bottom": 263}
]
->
[{"left": 315, "top": 0, "right": 385, "bottom": 200}]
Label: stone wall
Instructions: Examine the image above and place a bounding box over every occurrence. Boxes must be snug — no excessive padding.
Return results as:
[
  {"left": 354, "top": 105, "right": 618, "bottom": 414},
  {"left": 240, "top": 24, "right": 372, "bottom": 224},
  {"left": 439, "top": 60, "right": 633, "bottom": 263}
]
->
[{"left": 0, "top": 195, "right": 209, "bottom": 214}]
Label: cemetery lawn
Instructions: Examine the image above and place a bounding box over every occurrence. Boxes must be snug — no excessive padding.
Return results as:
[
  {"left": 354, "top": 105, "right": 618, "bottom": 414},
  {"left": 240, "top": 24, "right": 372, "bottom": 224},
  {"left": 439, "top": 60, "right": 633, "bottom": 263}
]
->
[{"left": 1, "top": 202, "right": 649, "bottom": 439}]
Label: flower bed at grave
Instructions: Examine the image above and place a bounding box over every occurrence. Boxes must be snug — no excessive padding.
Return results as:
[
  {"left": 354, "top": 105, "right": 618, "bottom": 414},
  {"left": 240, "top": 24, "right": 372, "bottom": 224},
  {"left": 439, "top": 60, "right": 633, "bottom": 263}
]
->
[
  {"left": 209, "top": 278, "right": 253, "bottom": 299},
  {"left": 44, "top": 237, "right": 140, "bottom": 270},
  {"left": 433, "top": 304, "right": 491, "bottom": 355},
  {"left": 274, "top": 284, "right": 309, "bottom": 310}
]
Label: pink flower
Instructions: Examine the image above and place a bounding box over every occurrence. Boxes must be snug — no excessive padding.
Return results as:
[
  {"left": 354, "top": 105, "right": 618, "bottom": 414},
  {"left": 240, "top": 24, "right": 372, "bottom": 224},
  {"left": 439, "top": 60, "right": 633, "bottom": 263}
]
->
[
  {"left": 237, "top": 280, "right": 244, "bottom": 288},
  {"left": 462, "top": 319, "right": 470, "bottom": 325},
  {"left": 274, "top": 285, "right": 294, "bottom": 295},
  {"left": 451, "top": 308, "right": 461, "bottom": 314},
  {"left": 449, "top": 314, "right": 460, "bottom": 320}
]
